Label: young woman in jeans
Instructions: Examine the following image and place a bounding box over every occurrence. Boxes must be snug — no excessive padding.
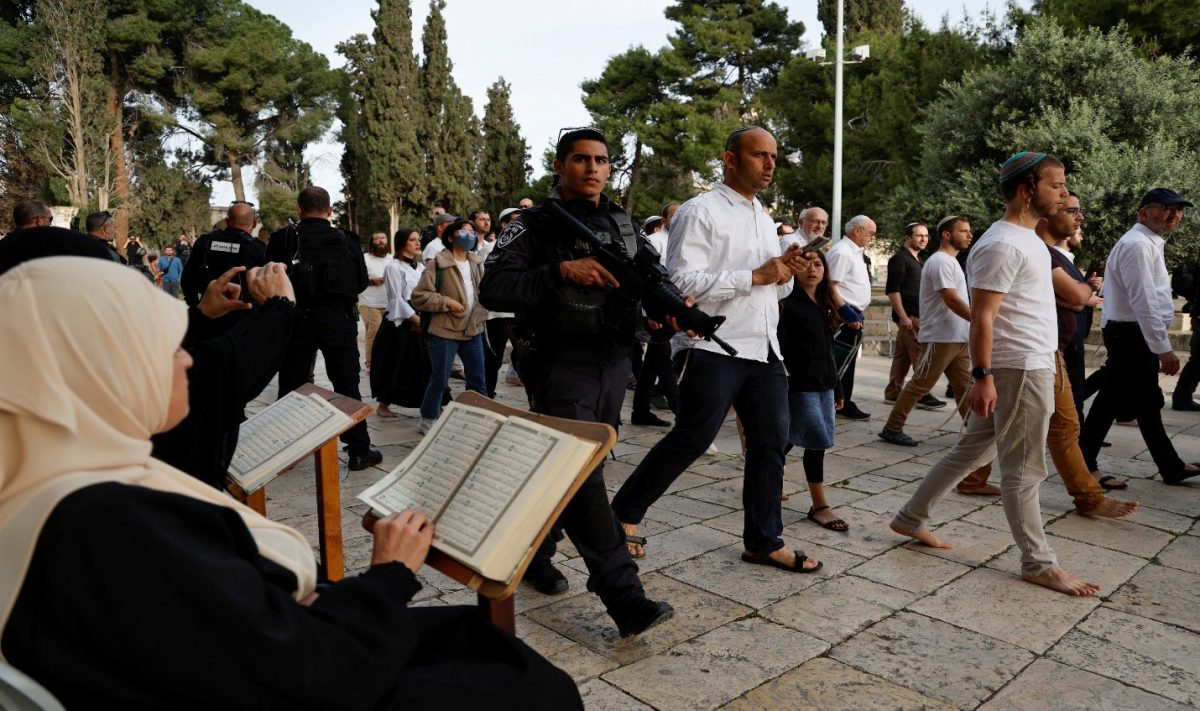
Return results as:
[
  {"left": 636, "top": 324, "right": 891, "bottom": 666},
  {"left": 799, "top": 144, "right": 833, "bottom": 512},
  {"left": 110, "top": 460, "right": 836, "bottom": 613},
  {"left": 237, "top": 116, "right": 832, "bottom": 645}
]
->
[{"left": 411, "top": 219, "right": 488, "bottom": 431}]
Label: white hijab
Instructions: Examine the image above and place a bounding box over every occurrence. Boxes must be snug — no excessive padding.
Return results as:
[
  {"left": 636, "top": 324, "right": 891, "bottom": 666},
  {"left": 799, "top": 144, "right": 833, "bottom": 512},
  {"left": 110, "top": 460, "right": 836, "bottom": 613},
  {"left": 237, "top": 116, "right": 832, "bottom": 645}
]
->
[{"left": 0, "top": 258, "right": 316, "bottom": 647}]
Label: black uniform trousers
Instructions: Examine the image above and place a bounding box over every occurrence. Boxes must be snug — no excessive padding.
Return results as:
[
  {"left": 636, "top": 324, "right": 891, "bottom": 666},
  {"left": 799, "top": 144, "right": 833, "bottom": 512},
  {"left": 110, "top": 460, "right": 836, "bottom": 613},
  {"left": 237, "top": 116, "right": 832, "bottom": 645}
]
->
[
  {"left": 277, "top": 304, "right": 371, "bottom": 454},
  {"left": 527, "top": 345, "right": 644, "bottom": 613},
  {"left": 483, "top": 316, "right": 515, "bottom": 398},
  {"left": 632, "top": 340, "right": 679, "bottom": 415},
  {"left": 1173, "top": 316, "right": 1200, "bottom": 406},
  {"left": 1080, "top": 321, "right": 1185, "bottom": 476}
]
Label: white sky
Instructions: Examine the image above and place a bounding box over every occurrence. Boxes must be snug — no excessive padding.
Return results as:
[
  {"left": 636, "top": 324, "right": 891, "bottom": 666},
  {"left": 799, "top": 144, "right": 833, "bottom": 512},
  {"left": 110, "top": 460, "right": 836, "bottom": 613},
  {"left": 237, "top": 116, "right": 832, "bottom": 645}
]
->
[{"left": 214, "top": 0, "right": 1024, "bottom": 205}]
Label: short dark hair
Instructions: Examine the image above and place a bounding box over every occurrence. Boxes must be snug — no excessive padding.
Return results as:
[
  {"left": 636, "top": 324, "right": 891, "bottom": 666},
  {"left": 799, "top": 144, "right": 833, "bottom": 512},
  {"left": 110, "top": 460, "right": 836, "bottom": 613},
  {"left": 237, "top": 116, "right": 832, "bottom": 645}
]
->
[
  {"left": 904, "top": 222, "right": 927, "bottom": 237},
  {"left": 297, "top": 186, "right": 331, "bottom": 213},
  {"left": 85, "top": 211, "right": 114, "bottom": 233},
  {"left": 555, "top": 127, "right": 608, "bottom": 162},
  {"left": 468, "top": 208, "right": 489, "bottom": 222},
  {"left": 999, "top": 155, "right": 1064, "bottom": 202},
  {"left": 1068, "top": 189, "right": 1079, "bottom": 199},
  {"left": 12, "top": 199, "right": 49, "bottom": 228}
]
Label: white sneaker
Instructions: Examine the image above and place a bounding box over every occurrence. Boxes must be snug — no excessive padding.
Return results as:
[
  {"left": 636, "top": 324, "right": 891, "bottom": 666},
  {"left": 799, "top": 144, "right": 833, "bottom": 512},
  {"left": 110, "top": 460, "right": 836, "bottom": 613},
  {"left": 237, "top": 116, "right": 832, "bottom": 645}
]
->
[
  {"left": 418, "top": 418, "right": 435, "bottom": 434},
  {"left": 706, "top": 443, "right": 720, "bottom": 455}
]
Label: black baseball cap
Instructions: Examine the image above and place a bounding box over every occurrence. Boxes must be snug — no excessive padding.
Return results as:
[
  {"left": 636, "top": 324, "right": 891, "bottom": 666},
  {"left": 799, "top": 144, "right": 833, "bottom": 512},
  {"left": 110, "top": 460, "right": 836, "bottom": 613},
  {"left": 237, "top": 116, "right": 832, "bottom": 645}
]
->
[{"left": 1139, "top": 188, "right": 1193, "bottom": 209}]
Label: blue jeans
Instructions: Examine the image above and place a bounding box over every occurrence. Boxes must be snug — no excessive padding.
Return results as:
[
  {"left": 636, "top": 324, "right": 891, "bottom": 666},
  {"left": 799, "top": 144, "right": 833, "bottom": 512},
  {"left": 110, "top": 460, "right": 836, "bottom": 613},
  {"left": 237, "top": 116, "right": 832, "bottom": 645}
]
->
[
  {"left": 611, "top": 348, "right": 790, "bottom": 554},
  {"left": 420, "top": 333, "right": 487, "bottom": 420}
]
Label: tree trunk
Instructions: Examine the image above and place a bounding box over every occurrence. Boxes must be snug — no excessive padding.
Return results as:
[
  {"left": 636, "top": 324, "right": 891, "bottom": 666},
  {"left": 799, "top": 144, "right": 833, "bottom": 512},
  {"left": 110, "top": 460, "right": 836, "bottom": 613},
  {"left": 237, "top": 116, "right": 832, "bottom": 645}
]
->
[
  {"left": 107, "top": 50, "right": 130, "bottom": 241},
  {"left": 388, "top": 201, "right": 399, "bottom": 240},
  {"left": 229, "top": 151, "right": 246, "bottom": 202},
  {"left": 625, "top": 137, "right": 643, "bottom": 213}
]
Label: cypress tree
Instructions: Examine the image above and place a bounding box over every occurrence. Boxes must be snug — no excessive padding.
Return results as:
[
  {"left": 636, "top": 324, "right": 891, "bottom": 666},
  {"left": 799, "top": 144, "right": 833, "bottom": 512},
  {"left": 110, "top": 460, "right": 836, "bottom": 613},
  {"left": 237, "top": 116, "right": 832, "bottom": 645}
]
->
[
  {"left": 419, "top": 0, "right": 476, "bottom": 213},
  {"left": 477, "top": 78, "right": 530, "bottom": 212},
  {"left": 363, "top": 0, "right": 423, "bottom": 235}
]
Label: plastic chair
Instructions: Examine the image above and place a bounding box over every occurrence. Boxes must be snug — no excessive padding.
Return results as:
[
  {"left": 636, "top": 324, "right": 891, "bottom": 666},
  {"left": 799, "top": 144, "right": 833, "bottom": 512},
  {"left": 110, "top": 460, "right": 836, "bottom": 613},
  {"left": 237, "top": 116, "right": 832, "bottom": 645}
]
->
[{"left": 0, "top": 662, "right": 65, "bottom": 711}]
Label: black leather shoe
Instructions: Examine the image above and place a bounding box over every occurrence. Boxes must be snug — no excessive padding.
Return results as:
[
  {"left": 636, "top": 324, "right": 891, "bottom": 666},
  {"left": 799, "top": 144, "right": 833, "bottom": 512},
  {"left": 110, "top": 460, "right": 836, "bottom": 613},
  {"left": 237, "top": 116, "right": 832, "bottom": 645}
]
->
[
  {"left": 631, "top": 412, "right": 671, "bottom": 427},
  {"left": 614, "top": 599, "right": 675, "bottom": 638},
  {"left": 917, "top": 394, "right": 947, "bottom": 410},
  {"left": 836, "top": 403, "right": 871, "bottom": 421},
  {"left": 1172, "top": 400, "right": 1200, "bottom": 411},
  {"left": 526, "top": 561, "right": 569, "bottom": 595},
  {"left": 878, "top": 428, "right": 919, "bottom": 447},
  {"left": 348, "top": 449, "right": 383, "bottom": 471}
]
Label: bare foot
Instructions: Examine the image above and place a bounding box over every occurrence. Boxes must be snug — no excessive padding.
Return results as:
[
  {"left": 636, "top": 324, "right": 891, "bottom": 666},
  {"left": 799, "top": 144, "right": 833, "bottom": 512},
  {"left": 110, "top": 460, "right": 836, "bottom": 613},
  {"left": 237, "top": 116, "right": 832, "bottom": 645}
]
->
[
  {"left": 1023, "top": 566, "right": 1101, "bottom": 596},
  {"left": 375, "top": 404, "right": 397, "bottom": 418},
  {"left": 767, "top": 547, "right": 821, "bottom": 571},
  {"left": 781, "top": 491, "right": 790, "bottom": 501},
  {"left": 620, "top": 522, "right": 645, "bottom": 558},
  {"left": 1077, "top": 497, "right": 1138, "bottom": 519},
  {"left": 957, "top": 483, "right": 1001, "bottom": 496},
  {"left": 890, "top": 521, "right": 953, "bottom": 548}
]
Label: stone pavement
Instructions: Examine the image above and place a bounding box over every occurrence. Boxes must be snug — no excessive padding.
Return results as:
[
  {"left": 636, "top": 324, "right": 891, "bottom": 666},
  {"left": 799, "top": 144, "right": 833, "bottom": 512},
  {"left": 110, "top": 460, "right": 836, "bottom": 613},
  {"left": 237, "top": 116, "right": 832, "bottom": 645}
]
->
[{"left": 250, "top": 351, "right": 1200, "bottom": 710}]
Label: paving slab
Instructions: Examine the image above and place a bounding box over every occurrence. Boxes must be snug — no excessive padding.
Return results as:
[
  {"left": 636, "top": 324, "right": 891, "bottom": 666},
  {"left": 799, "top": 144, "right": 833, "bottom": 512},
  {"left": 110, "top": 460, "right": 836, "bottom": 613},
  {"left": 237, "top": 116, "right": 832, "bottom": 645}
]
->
[
  {"left": 979, "top": 658, "right": 1192, "bottom": 711},
  {"left": 514, "top": 618, "right": 619, "bottom": 683},
  {"left": 1045, "top": 513, "right": 1173, "bottom": 558},
  {"left": 721, "top": 657, "right": 957, "bottom": 711},
  {"left": 660, "top": 542, "right": 864, "bottom": 609},
  {"left": 1047, "top": 607, "right": 1200, "bottom": 706},
  {"left": 702, "top": 508, "right": 806, "bottom": 538},
  {"left": 848, "top": 546, "right": 973, "bottom": 594},
  {"left": 525, "top": 572, "right": 751, "bottom": 666},
  {"left": 760, "top": 575, "right": 918, "bottom": 644},
  {"left": 1119, "top": 503, "right": 1194, "bottom": 534},
  {"left": 829, "top": 611, "right": 1035, "bottom": 709},
  {"left": 602, "top": 618, "right": 827, "bottom": 711},
  {"left": 959, "top": 501, "right": 1053, "bottom": 531},
  {"left": 577, "top": 679, "right": 654, "bottom": 710},
  {"left": 909, "top": 567, "right": 1099, "bottom": 653},
  {"left": 1105, "top": 564, "right": 1200, "bottom": 634},
  {"left": 1157, "top": 533, "right": 1200, "bottom": 574},
  {"left": 784, "top": 508, "right": 908, "bottom": 558},
  {"left": 837, "top": 472, "right": 908, "bottom": 494},
  {"left": 900, "top": 518, "right": 1016, "bottom": 567}
]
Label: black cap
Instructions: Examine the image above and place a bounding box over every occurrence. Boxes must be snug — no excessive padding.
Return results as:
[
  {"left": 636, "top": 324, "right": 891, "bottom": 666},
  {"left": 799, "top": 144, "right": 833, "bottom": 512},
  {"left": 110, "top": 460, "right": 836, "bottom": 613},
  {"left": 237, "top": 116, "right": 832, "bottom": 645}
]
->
[{"left": 1139, "top": 187, "right": 1193, "bottom": 209}]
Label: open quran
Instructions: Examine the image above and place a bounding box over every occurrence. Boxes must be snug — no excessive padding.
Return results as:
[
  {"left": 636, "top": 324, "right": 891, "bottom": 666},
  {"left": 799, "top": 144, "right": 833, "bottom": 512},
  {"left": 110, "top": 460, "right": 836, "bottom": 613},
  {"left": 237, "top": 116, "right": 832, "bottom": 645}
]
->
[
  {"left": 359, "top": 401, "right": 600, "bottom": 583},
  {"left": 228, "top": 390, "right": 355, "bottom": 494}
]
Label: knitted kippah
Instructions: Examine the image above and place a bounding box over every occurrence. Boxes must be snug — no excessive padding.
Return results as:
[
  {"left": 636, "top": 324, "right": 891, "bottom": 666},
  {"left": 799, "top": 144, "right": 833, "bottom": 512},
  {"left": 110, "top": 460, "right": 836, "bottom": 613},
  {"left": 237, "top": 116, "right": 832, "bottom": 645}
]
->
[{"left": 999, "top": 151, "right": 1047, "bottom": 183}]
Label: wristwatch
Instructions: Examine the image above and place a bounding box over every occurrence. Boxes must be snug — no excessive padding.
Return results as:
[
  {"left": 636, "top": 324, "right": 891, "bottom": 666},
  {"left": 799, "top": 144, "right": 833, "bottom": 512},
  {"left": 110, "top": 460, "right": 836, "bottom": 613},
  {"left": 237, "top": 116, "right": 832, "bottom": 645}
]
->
[{"left": 971, "top": 366, "right": 993, "bottom": 379}]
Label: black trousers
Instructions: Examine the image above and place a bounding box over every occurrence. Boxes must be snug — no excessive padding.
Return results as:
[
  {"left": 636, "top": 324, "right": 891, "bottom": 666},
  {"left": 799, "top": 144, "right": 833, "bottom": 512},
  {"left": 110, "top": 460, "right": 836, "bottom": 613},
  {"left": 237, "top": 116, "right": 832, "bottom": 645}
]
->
[
  {"left": 833, "top": 328, "right": 859, "bottom": 408},
  {"left": 632, "top": 340, "right": 679, "bottom": 415},
  {"left": 483, "top": 317, "right": 514, "bottom": 398},
  {"left": 277, "top": 305, "right": 371, "bottom": 454},
  {"left": 1080, "top": 322, "right": 1184, "bottom": 476},
  {"left": 527, "top": 352, "right": 644, "bottom": 613},
  {"left": 1063, "top": 336, "right": 1088, "bottom": 423},
  {"left": 612, "top": 349, "right": 789, "bottom": 554},
  {"left": 1173, "top": 316, "right": 1200, "bottom": 405}
]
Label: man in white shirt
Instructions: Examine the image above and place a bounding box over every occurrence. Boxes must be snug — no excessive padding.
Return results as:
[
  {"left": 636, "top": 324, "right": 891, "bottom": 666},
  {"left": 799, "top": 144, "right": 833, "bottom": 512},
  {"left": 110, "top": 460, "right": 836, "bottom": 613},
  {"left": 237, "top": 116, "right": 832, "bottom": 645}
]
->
[
  {"left": 1080, "top": 188, "right": 1199, "bottom": 485},
  {"left": 421, "top": 212, "right": 457, "bottom": 263},
  {"left": 359, "top": 232, "right": 393, "bottom": 371},
  {"left": 878, "top": 217, "right": 987, "bottom": 465},
  {"left": 612, "top": 126, "right": 823, "bottom": 573},
  {"left": 799, "top": 206, "right": 829, "bottom": 248},
  {"left": 826, "top": 214, "right": 875, "bottom": 420},
  {"left": 891, "top": 151, "right": 1100, "bottom": 597}
]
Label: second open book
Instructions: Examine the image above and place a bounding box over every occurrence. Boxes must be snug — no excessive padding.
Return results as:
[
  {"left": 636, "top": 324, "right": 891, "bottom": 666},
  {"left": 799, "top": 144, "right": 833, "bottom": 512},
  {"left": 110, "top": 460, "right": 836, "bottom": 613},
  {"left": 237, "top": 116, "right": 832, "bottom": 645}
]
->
[{"left": 359, "top": 401, "right": 599, "bottom": 583}]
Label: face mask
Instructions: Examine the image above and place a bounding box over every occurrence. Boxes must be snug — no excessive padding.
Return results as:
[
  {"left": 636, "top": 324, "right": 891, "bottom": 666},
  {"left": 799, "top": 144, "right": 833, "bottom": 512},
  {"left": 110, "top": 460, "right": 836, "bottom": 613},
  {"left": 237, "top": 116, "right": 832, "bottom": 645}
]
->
[{"left": 453, "top": 230, "right": 477, "bottom": 252}]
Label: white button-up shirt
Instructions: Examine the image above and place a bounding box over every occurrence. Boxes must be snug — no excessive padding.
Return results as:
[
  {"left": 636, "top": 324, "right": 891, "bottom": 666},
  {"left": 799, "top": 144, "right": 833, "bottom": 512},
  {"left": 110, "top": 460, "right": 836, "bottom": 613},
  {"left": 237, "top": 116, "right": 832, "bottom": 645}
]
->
[
  {"left": 826, "top": 237, "right": 871, "bottom": 310},
  {"left": 666, "top": 182, "right": 791, "bottom": 362},
  {"left": 384, "top": 259, "right": 425, "bottom": 325},
  {"left": 1101, "top": 222, "right": 1175, "bottom": 354}
]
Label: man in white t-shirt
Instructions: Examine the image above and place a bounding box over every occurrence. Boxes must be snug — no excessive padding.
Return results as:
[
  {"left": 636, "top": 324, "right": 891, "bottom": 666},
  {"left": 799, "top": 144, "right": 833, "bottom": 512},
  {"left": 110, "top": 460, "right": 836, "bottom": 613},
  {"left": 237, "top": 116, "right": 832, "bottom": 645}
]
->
[
  {"left": 421, "top": 212, "right": 457, "bottom": 263},
  {"left": 891, "top": 151, "right": 1100, "bottom": 597},
  {"left": 360, "top": 231, "right": 393, "bottom": 370},
  {"left": 825, "top": 214, "right": 875, "bottom": 420}
]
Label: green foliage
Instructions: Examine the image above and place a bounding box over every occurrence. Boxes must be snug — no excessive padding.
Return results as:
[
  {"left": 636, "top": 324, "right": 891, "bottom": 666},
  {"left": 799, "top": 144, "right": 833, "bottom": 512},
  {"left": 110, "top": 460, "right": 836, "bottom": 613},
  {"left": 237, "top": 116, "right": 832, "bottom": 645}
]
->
[
  {"left": 1030, "top": 0, "right": 1199, "bottom": 57},
  {"left": 178, "top": 0, "right": 334, "bottom": 200},
  {"left": 477, "top": 78, "right": 530, "bottom": 212},
  {"left": 816, "top": 0, "right": 904, "bottom": 40},
  {"left": 893, "top": 17, "right": 1200, "bottom": 267},
  {"left": 419, "top": 0, "right": 477, "bottom": 213},
  {"left": 764, "top": 14, "right": 1009, "bottom": 233},
  {"left": 361, "top": 0, "right": 424, "bottom": 231},
  {"left": 127, "top": 139, "right": 211, "bottom": 248}
]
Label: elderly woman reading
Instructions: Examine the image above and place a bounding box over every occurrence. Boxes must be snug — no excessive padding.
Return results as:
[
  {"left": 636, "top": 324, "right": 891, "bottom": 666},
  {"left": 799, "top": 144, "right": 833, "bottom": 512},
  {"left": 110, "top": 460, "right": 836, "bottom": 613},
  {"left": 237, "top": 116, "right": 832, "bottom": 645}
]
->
[{"left": 0, "top": 258, "right": 580, "bottom": 709}]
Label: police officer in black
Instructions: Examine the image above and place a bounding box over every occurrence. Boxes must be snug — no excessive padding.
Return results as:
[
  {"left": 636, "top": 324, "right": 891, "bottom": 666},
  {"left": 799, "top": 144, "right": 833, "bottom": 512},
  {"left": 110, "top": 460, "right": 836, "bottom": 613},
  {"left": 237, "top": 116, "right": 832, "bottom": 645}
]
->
[
  {"left": 480, "top": 128, "right": 674, "bottom": 638},
  {"left": 266, "top": 186, "right": 382, "bottom": 471},
  {"left": 181, "top": 202, "right": 268, "bottom": 316}
]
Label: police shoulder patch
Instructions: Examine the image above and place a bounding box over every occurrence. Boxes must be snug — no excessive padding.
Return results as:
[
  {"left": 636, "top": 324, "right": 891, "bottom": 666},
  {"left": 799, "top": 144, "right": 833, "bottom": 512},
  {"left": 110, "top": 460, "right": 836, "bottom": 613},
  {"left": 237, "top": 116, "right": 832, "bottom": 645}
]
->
[{"left": 496, "top": 221, "right": 526, "bottom": 249}]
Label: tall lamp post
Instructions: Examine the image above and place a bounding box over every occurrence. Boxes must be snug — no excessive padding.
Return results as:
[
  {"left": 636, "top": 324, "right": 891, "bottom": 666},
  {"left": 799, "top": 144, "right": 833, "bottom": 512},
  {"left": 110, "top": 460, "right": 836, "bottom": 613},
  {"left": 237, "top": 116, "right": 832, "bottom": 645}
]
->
[{"left": 806, "top": 1, "right": 869, "bottom": 244}]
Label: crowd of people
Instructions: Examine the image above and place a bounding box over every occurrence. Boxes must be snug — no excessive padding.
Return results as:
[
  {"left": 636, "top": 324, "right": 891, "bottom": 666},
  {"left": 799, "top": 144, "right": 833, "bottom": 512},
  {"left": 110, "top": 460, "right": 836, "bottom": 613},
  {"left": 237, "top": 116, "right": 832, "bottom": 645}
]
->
[{"left": 0, "top": 123, "right": 1196, "bottom": 706}]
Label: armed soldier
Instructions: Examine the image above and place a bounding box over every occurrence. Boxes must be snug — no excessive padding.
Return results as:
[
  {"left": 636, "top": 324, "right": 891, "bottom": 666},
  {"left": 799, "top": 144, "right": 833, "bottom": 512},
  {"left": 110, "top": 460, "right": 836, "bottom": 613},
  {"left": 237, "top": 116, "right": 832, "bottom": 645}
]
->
[
  {"left": 479, "top": 127, "right": 678, "bottom": 638},
  {"left": 181, "top": 202, "right": 268, "bottom": 322}
]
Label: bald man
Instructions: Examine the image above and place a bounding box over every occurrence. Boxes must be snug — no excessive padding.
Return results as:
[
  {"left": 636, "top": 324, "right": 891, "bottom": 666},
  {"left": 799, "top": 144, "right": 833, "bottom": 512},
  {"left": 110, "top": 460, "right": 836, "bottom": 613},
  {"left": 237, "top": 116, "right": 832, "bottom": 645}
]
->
[{"left": 181, "top": 202, "right": 268, "bottom": 316}]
